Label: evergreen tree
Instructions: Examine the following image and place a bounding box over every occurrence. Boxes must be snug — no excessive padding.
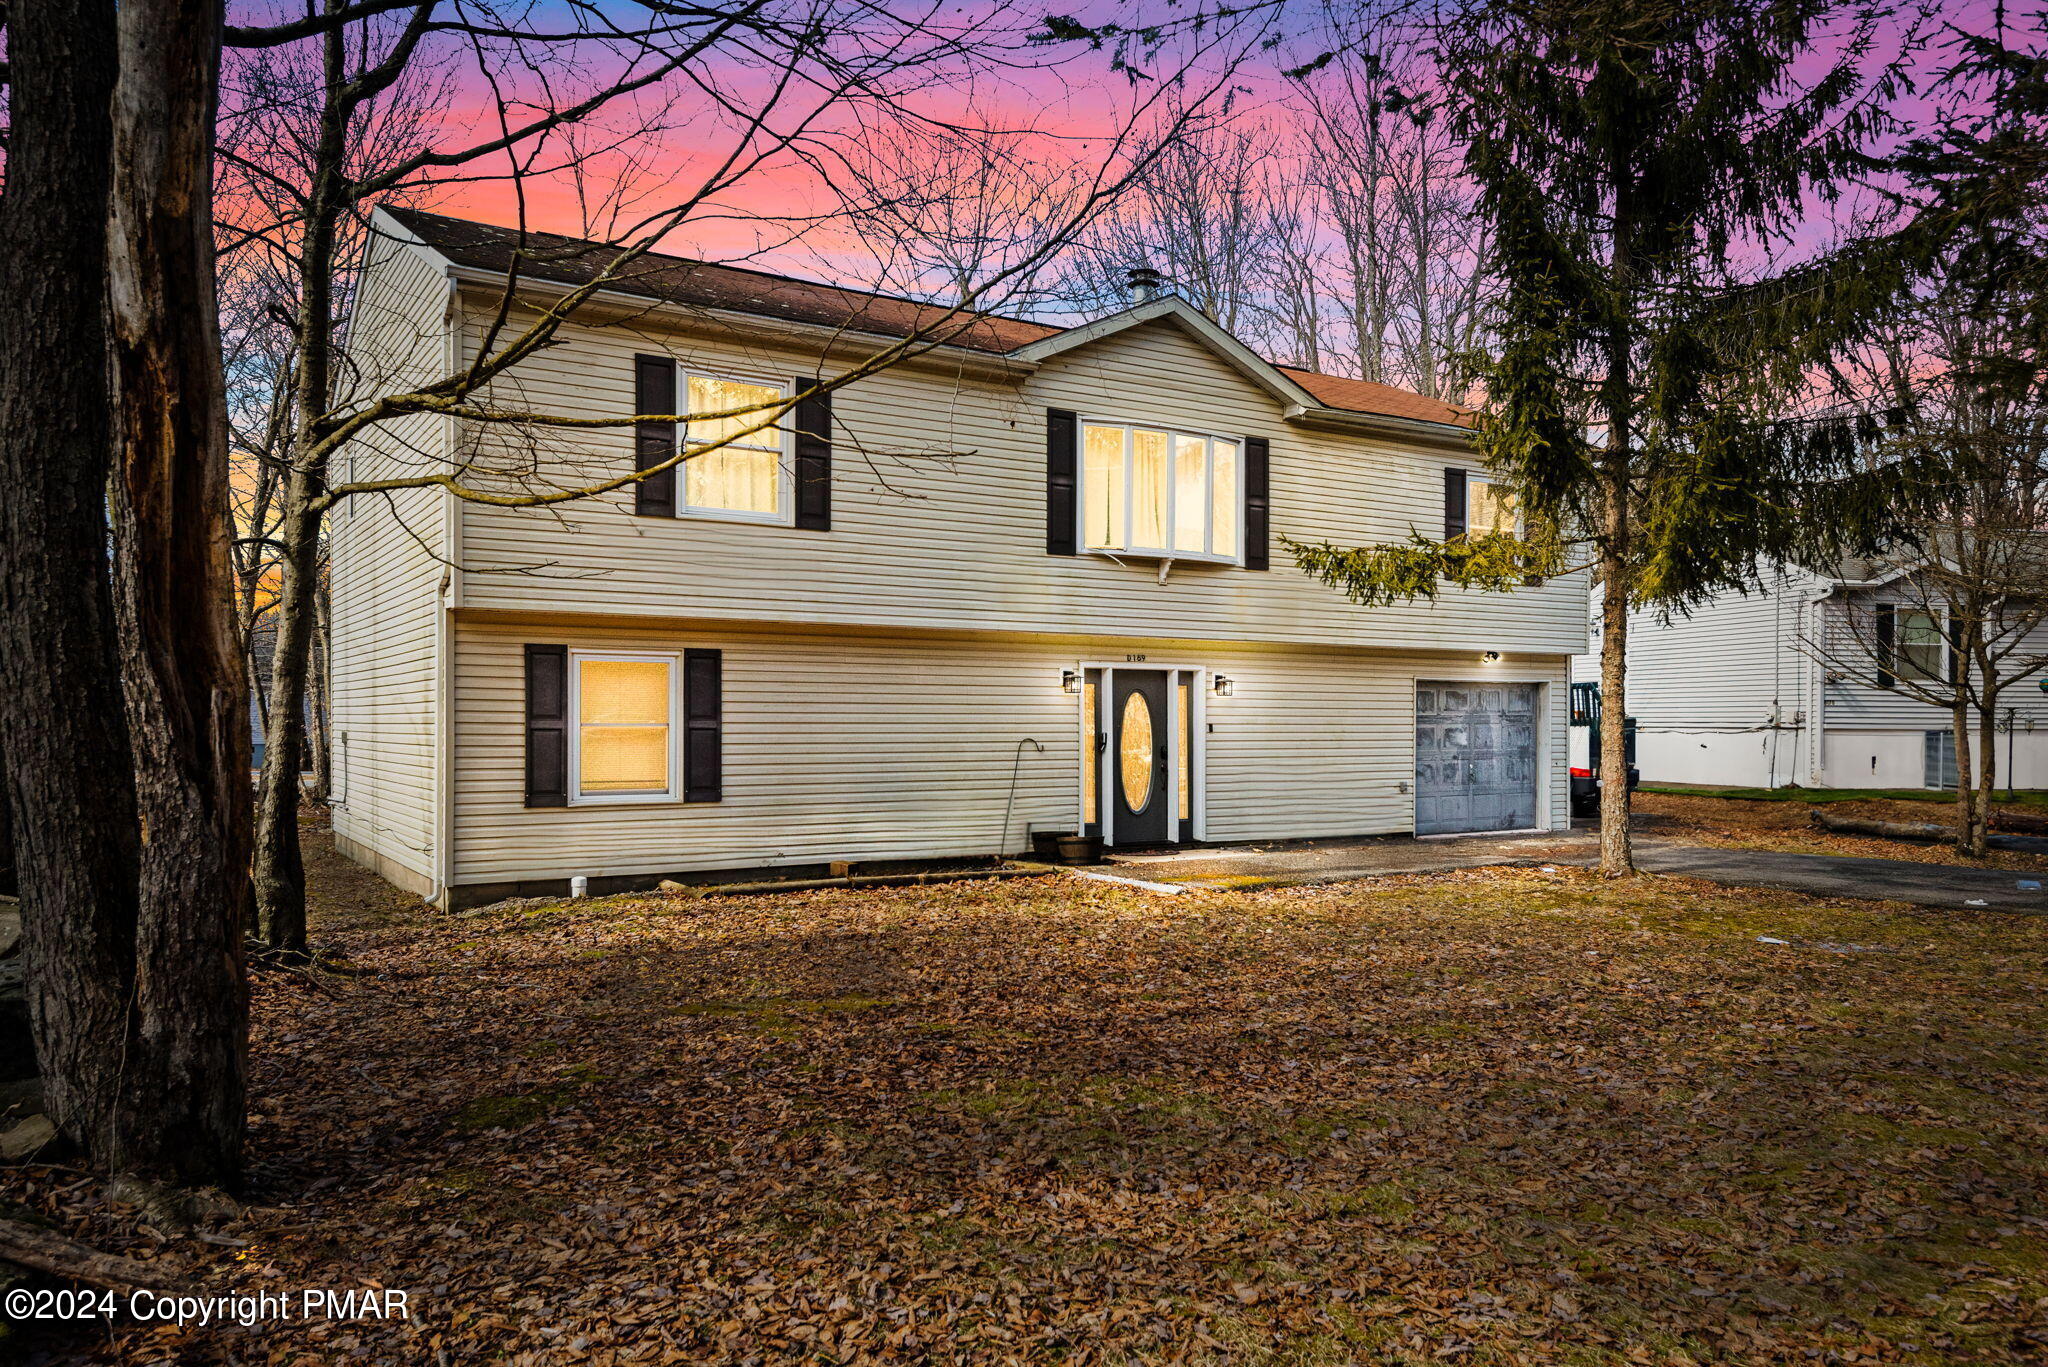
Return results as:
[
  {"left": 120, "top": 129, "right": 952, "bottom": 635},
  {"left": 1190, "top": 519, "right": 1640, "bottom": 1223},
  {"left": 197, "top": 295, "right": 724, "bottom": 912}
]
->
[{"left": 1290, "top": 0, "right": 1940, "bottom": 873}]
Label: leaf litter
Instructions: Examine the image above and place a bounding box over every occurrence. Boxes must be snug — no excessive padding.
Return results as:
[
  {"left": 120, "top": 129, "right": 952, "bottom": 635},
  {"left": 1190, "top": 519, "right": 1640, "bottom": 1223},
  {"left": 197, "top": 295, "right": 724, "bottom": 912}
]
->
[{"left": 4, "top": 841, "right": 2047, "bottom": 1366}]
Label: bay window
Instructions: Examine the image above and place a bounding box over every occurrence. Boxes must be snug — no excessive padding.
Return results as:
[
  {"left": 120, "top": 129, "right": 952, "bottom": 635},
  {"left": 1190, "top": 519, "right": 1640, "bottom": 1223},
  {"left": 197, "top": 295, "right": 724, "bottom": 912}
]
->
[{"left": 1081, "top": 420, "right": 1240, "bottom": 561}]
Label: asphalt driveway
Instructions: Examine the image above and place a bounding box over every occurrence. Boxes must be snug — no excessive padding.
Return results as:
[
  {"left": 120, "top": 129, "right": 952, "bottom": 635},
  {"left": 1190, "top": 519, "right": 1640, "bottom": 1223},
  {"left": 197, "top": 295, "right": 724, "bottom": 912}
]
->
[
  {"left": 1093, "top": 829, "right": 2048, "bottom": 911},
  {"left": 1627, "top": 842, "right": 2048, "bottom": 912}
]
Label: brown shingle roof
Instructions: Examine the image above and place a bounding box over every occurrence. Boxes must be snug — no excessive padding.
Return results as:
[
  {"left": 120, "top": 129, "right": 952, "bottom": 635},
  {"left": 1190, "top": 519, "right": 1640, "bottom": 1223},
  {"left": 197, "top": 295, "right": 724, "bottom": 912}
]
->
[
  {"left": 387, "top": 206, "right": 1471, "bottom": 430},
  {"left": 1278, "top": 366, "right": 1476, "bottom": 429},
  {"left": 384, "top": 206, "right": 1060, "bottom": 354}
]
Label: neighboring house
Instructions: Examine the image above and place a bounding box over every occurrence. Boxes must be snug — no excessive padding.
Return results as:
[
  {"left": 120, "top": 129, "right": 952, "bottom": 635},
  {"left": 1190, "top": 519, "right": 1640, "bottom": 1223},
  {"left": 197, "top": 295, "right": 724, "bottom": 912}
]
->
[
  {"left": 1570, "top": 560, "right": 2048, "bottom": 791},
  {"left": 329, "top": 206, "right": 1591, "bottom": 909}
]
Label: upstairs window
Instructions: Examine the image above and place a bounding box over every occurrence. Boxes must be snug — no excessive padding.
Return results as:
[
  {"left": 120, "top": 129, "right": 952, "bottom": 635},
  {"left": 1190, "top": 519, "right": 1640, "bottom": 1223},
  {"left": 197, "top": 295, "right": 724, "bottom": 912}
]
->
[
  {"left": 1467, "top": 476, "right": 1519, "bottom": 535},
  {"left": 682, "top": 372, "right": 788, "bottom": 521},
  {"left": 1895, "top": 608, "right": 1946, "bottom": 682},
  {"left": 1081, "top": 421, "right": 1240, "bottom": 561}
]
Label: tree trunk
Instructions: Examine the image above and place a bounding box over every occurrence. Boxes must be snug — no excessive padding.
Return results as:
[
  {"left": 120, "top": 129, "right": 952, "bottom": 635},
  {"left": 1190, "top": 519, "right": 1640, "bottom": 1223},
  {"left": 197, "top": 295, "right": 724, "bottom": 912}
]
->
[
  {"left": 1974, "top": 696, "right": 1999, "bottom": 857},
  {"left": 0, "top": 0, "right": 147, "bottom": 1160},
  {"left": 106, "top": 0, "right": 250, "bottom": 1187},
  {"left": 309, "top": 576, "right": 333, "bottom": 805},
  {"left": 1596, "top": 130, "right": 1636, "bottom": 878},
  {"left": 253, "top": 487, "right": 322, "bottom": 956},
  {"left": 1597, "top": 540, "right": 1633, "bottom": 876},
  {"left": 252, "top": 31, "right": 356, "bottom": 956},
  {"left": 1952, "top": 696, "right": 1979, "bottom": 856},
  {"left": 0, "top": 744, "right": 15, "bottom": 899}
]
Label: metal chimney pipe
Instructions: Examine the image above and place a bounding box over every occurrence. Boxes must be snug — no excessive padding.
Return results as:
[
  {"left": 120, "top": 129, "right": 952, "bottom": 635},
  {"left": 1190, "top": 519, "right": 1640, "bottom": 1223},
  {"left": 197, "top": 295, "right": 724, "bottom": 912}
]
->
[{"left": 1126, "top": 264, "right": 1165, "bottom": 305}]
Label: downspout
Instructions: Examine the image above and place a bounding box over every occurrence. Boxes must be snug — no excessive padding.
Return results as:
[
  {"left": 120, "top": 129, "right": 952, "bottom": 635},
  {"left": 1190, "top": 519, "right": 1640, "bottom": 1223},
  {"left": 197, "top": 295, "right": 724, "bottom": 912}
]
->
[{"left": 432, "top": 267, "right": 461, "bottom": 908}]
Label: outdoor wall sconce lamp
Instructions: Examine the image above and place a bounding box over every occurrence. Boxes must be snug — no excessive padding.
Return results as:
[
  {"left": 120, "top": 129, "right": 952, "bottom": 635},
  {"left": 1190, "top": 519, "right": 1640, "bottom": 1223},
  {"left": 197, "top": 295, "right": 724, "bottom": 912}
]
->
[
  {"left": 1212, "top": 675, "right": 1235, "bottom": 696},
  {"left": 1481, "top": 651, "right": 1501, "bottom": 663},
  {"left": 1062, "top": 669, "right": 1081, "bottom": 694}
]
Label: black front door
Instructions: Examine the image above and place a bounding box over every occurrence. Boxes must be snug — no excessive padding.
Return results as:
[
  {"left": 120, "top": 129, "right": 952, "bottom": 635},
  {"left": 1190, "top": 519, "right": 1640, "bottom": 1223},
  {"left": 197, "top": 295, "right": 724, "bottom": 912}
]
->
[{"left": 1111, "top": 671, "right": 1171, "bottom": 844}]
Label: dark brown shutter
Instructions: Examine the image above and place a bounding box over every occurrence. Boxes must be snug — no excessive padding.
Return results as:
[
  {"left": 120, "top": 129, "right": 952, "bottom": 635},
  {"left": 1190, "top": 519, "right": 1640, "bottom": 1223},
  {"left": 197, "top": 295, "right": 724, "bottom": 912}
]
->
[
  {"left": 524, "top": 644, "right": 568, "bottom": 807},
  {"left": 1875, "top": 603, "right": 1895, "bottom": 689},
  {"left": 1444, "top": 467, "right": 1468, "bottom": 540},
  {"left": 684, "top": 648, "right": 722, "bottom": 802},
  {"left": 793, "top": 379, "right": 831, "bottom": 530},
  {"left": 1946, "top": 615, "right": 1961, "bottom": 685},
  {"left": 1243, "top": 435, "right": 1270, "bottom": 570},
  {"left": 1046, "top": 409, "right": 1078, "bottom": 555},
  {"left": 634, "top": 354, "right": 677, "bottom": 517}
]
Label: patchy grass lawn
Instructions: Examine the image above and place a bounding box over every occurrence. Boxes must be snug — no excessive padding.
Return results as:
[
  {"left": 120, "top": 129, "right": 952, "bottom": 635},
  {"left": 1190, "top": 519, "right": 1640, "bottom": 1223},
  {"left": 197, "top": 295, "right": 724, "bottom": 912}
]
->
[
  {"left": 7, "top": 833, "right": 2048, "bottom": 1366},
  {"left": 1633, "top": 790, "right": 2048, "bottom": 872}
]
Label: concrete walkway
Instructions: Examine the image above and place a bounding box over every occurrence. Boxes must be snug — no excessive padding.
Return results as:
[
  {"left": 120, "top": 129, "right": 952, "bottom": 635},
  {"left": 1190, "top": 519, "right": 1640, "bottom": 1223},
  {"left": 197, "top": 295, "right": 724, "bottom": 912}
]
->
[
  {"left": 1090, "top": 829, "right": 2048, "bottom": 912},
  {"left": 1100, "top": 829, "right": 1591, "bottom": 886}
]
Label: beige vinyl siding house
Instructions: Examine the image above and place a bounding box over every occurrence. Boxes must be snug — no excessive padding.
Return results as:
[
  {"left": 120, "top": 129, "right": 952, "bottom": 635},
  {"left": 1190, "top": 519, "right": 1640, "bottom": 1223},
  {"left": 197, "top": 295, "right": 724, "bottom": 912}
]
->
[
  {"left": 1572, "top": 563, "right": 2048, "bottom": 790},
  {"left": 330, "top": 207, "right": 1590, "bottom": 908}
]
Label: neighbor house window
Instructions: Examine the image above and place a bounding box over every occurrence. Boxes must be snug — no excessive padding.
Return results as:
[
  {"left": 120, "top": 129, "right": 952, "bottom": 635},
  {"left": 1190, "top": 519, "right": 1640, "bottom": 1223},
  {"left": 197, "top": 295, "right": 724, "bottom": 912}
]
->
[
  {"left": 1897, "top": 609, "right": 1946, "bottom": 682},
  {"left": 1468, "top": 476, "right": 1519, "bottom": 535},
  {"left": 1081, "top": 421, "right": 1239, "bottom": 560},
  {"left": 571, "top": 651, "right": 677, "bottom": 802},
  {"left": 683, "top": 372, "right": 788, "bottom": 521}
]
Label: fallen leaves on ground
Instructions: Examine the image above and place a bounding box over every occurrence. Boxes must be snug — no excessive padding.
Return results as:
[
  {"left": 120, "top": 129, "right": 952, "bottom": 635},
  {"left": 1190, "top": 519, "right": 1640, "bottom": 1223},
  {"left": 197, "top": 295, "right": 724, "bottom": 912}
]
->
[{"left": 5, "top": 833, "right": 2047, "bottom": 1365}]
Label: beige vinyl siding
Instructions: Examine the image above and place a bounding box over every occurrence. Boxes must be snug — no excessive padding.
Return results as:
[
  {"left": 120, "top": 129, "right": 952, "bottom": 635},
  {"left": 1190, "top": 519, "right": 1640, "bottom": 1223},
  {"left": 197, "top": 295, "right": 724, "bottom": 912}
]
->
[
  {"left": 450, "top": 308, "right": 1589, "bottom": 656},
  {"left": 328, "top": 233, "right": 454, "bottom": 892},
  {"left": 448, "top": 616, "right": 1570, "bottom": 887}
]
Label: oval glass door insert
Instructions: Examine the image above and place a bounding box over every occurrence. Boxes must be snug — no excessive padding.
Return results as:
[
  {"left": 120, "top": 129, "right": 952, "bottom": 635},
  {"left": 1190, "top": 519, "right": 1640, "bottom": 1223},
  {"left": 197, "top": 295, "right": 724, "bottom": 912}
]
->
[{"left": 1119, "top": 691, "right": 1154, "bottom": 812}]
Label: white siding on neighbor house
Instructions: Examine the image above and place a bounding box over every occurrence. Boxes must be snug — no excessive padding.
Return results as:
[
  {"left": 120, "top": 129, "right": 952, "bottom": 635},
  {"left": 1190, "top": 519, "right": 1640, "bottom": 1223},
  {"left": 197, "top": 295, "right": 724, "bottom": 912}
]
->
[
  {"left": 328, "top": 232, "right": 455, "bottom": 893},
  {"left": 1572, "top": 566, "right": 2048, "bottom": 788},
  {"left": 1573, "top": 569, "right": 1817, "bottom": 729},
  {"left": 1815, "top": 588, "right": 2048, "bottom": 730},
  {"left": 449, "top": 305, "right": 1589, "bottom": 657},
  {"left": 447, "top": 615, "right": 1569, "bottom": 889},
  {"left": 1571, "top": 572, "right": 1816, "bottom": 787}
]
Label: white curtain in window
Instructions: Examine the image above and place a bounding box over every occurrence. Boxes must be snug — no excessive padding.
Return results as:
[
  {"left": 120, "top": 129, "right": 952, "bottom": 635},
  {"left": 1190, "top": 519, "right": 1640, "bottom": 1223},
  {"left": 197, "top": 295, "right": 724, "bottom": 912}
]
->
[
  {"left": 685, "top": 374, "right": 782, "bottom": 514},
  {"left": 1083, "top": 423, "right": 1240, "bottom": 558},
  {"left": 1210, "top": 441, "right": 1238, "bottom": 558},
  {"left": 1083, "top": 424, "right": 1123, "bottom": 549},
  {"left": 1173, "top": 435, "right": 1206, "bottom": 553},
  {"left": 1131, "top": 429, "right": 1169, "bottom": 549}
]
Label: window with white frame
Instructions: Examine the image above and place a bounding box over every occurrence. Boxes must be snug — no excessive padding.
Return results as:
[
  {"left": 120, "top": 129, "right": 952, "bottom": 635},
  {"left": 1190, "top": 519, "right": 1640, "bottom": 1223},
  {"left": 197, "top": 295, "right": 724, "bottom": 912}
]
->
[
  {"left": 682, "top": 371, "right": 788, "bottom": 520},
  {"left": 1081, "top": 421, "right": 1239, "bottom": 560},
  {"left": 1468, "top": 476, "right": 1519, "bottom": 535},
  {"left": 570, "top": 651, "right": 678, "bottom": 802},
  {"left": 1896, "top": 608, "right": 1946, "bottom": 682}
]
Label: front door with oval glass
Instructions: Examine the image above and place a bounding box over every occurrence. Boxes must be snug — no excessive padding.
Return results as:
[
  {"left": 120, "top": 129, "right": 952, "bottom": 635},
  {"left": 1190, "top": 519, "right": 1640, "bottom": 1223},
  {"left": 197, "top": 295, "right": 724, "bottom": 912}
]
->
[{"left": 1111, "top": 671, "right": 1171, "bottom": 844}]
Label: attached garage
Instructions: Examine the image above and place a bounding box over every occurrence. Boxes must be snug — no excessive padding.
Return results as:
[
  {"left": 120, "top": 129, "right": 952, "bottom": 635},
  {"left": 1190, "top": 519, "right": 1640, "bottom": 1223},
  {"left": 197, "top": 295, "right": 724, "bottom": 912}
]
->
[{"left": 1415, "top": 682, "right": 1539, "bottom": 835}]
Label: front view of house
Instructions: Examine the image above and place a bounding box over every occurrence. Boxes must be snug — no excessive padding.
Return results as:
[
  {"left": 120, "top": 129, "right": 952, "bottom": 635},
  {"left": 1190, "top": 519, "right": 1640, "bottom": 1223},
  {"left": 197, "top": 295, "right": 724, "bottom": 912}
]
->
[{"left": 328, "top": 208, "right": 1589, "bottom": 909}]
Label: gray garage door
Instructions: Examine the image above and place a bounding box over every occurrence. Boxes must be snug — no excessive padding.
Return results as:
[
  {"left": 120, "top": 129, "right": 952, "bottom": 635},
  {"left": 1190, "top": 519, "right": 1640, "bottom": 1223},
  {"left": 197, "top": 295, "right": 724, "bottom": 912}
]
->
[{"left": 1416, "top": 682, "right": 1539, "bottom": 835}]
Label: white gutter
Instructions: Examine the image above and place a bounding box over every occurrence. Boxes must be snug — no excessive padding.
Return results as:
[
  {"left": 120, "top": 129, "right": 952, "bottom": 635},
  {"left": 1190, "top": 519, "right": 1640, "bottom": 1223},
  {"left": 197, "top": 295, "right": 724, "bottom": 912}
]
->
[{"left": 1281, "top": 401, "right": 1476, "bottom": 450}]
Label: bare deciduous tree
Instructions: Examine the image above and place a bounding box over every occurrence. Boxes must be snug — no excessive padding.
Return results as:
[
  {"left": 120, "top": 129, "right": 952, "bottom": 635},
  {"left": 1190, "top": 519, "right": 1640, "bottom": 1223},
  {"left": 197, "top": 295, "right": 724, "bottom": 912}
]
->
[{"left": 1805, "top": 309, "right": 2048, "bottom": 854}]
